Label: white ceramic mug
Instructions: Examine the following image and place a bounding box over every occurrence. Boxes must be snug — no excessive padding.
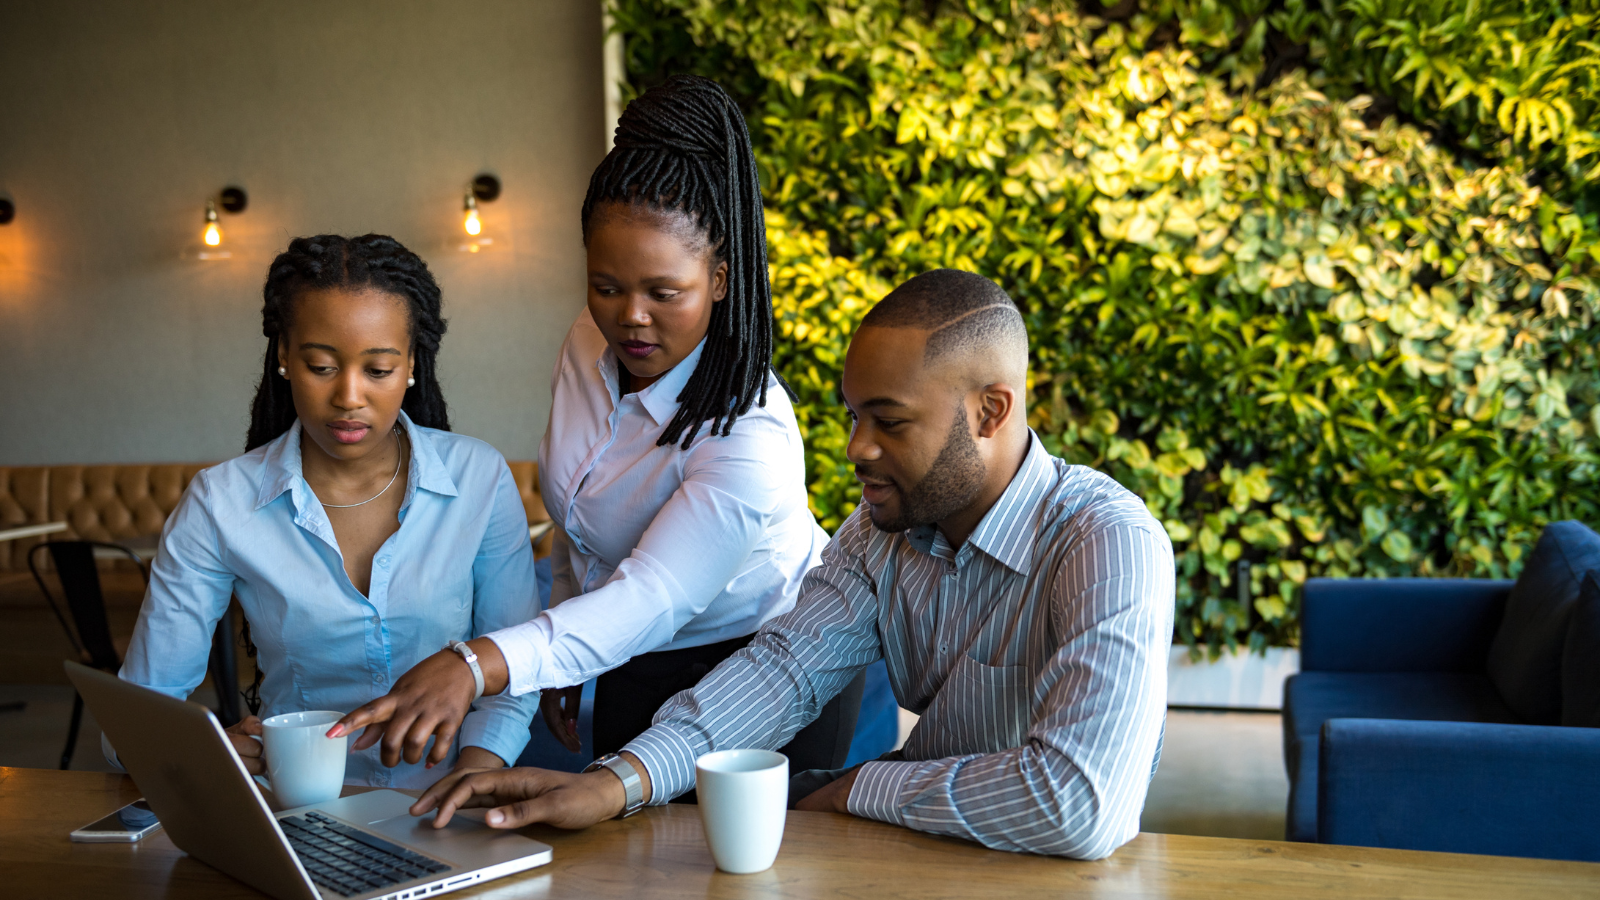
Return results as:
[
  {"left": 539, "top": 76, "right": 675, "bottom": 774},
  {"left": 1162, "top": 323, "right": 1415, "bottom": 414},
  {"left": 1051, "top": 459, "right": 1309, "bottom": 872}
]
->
[
  {"left": 254, "top": 710, "right": 349, "bottom": 809},
  {"left": 695, "top": 749, "right": 789, "bottom": 874}
]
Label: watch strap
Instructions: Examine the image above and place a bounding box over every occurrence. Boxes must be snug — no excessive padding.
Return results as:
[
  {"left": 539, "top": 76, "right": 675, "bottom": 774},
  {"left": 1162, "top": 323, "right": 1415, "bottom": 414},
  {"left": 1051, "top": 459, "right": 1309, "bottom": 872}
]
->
[
  {"left": 584, "top": 753, "right": 645, "bottom": 817},
  {"left": 445, "top": 640, "right": 485, "bottom": 701}
]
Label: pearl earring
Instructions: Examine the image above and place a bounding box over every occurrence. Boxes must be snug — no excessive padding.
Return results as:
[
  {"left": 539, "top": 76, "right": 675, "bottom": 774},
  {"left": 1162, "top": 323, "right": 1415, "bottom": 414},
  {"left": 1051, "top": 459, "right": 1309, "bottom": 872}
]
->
[
  {"left": 406, "top": 377, "right": 416, "bottom": 387},
  {"left": 278, "top": 366, "right": 287, "bottom": 377}
]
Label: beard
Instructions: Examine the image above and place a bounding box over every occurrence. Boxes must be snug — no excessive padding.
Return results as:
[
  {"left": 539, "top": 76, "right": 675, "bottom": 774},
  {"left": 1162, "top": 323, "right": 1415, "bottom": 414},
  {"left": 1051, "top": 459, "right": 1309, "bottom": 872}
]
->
[{"left": 866, "top": 402, "right": 986, "bottom": 533}]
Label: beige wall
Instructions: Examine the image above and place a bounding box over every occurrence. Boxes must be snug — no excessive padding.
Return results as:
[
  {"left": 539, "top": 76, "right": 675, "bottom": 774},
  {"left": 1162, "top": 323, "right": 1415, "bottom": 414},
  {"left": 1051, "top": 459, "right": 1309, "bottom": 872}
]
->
[{"left": 0, "top": 0, "right": 603, "bottom": 465}]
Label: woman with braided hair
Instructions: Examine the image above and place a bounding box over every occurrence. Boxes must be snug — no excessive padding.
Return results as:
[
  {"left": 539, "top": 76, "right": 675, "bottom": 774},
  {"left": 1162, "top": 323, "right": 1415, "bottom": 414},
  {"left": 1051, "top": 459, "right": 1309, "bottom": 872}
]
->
[
  {"left": 334, "top": 76, "right": 864, "bottom": 791},
  {"left": 112, "top": 234, "right": 541, "bottom": 790}
]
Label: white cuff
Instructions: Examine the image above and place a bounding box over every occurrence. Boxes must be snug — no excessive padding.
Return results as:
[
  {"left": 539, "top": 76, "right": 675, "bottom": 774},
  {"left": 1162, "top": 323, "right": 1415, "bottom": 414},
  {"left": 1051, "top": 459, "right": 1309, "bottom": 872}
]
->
[{"left": 485, "top": 615, "right": 557, "bottom": 697}]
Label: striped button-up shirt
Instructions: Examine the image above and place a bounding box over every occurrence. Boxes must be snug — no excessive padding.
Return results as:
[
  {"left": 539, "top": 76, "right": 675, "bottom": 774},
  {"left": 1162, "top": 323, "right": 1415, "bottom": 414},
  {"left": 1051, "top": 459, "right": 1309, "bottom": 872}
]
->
[{"left": 625, "top": 434, "right": 1174, "bottom": 859}]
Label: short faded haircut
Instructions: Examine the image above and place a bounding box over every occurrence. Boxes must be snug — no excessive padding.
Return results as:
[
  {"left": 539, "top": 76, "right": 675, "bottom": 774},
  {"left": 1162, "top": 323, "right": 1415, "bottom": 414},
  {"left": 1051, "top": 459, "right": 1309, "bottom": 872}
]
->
[{"left": 861, "top": 268, "right": 1028, "bottom": 366}]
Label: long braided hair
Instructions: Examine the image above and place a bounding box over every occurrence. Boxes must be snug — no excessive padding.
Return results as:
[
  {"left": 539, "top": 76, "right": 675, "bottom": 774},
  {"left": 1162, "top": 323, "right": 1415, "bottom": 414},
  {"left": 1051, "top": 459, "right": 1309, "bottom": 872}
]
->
[
  {"left": 582, "top": 74, "right": 793, "bottom": 450},
  {"left": 245, "top": 234, "right": 451, "bottom": 452},
  {"left": 238, "top": 234, "right": 448, "bottom": 715}
]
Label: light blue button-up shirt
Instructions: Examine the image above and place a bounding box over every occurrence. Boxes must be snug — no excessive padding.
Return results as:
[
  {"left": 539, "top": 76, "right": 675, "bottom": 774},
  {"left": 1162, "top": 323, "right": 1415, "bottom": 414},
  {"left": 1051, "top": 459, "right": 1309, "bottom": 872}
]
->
[{"left": 115, "top": 412, "right": 540, "bottom": 789}]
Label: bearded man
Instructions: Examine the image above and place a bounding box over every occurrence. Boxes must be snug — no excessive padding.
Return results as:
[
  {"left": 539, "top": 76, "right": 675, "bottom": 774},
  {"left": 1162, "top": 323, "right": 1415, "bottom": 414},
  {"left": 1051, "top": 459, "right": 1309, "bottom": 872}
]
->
[{"left": 402, "top": 269, "right": 1175, "bottom": 859}]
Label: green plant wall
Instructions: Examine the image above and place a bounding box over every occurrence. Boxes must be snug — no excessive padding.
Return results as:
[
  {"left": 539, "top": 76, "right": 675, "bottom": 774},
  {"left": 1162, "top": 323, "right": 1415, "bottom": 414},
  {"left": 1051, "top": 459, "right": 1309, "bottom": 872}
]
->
[{"left": 613, "top": 0, "right": 1600, "bottom": 653}]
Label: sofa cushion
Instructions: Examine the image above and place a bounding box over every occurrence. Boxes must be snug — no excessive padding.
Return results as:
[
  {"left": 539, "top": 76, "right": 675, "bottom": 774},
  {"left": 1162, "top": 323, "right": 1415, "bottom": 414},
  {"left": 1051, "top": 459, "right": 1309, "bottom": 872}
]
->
[
  {"left": 1563, "top": 571, "right": 1600, "bottom": 728},
  {"left": 1282, "top": 671, "right": 1520, "bottom": 842},
  {"left": 1487, "top": 521, "right": 1600, "bottom": 724}
]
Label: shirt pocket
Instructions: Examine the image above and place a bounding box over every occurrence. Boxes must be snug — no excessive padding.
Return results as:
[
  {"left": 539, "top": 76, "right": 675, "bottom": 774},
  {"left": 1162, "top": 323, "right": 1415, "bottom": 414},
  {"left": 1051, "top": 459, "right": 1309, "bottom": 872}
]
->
[
  {"left": 430, "top": 566, "right": 473, "bottom": 613},
  {"left": 912, "top": 652, "right": 1033, "bottom": 759},
  {"left": 397, "top": 565, "right": 474, "bottom": 644}
]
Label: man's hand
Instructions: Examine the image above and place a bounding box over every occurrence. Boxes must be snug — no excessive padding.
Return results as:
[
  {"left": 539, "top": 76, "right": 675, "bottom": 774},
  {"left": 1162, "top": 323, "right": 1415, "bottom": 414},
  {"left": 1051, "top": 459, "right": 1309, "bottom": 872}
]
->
[
  {"left": 794, "top": 766, "right": 861, "bottom": 814},
  {"left": 539, "top": 685, "right": 584, "bottom": 753},
  {"left": 328, "top": 638, "right": 511, "bottom": 769},
  {"left": 411, "top": 752, "right": 653, "bottom": 830},
  {"left": 225, "top": 715, "right": 265, "bottom": 776}
]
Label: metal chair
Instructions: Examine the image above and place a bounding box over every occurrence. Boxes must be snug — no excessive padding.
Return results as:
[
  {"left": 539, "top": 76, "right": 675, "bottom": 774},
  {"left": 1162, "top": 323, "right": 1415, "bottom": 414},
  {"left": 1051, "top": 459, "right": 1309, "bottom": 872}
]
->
[{"left": 28, "top": 540, "right": 242, "bottom": 769}]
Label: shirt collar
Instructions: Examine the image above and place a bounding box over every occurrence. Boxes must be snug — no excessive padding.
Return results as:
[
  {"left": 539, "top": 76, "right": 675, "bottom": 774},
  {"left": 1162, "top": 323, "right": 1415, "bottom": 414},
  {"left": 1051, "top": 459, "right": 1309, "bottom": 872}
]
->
[
  {"left": 254, "top": 410, "right": 457, "bottom": 511},
  {"left": 598, "top": 337, "right": 710, "bottom": 427},
  {"left": 953, "top": 432, "right": 1057, "bottom": 575},
  {"left": 399, "top": 411, "right": 459, "bottom": 499},
  {"left": 255, "top": 422, "right": 303, "bottom": 510}
]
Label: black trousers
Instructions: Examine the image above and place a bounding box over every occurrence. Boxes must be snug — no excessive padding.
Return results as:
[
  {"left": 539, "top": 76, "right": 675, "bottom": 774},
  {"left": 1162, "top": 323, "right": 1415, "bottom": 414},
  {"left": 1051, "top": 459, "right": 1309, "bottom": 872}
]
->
[{"left": 593, "top": 632, "right": 865, "bottom": 790}]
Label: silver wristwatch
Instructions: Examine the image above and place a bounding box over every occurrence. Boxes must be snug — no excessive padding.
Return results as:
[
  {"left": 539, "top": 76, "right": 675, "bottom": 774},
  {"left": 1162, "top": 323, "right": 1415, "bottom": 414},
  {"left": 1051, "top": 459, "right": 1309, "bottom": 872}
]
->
[
  {"left": 445, "top": 640, "right": 485, "bottom": 701},
  {"left": 584, "top": 753, "right": 645, "bottom": 818}
]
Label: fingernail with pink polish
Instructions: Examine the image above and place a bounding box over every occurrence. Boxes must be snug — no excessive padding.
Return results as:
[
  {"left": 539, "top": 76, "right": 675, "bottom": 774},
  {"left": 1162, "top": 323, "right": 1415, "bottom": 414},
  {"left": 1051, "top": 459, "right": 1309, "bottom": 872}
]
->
[{"left": 487, "top": 811, "right": 503, "bottom": 826}]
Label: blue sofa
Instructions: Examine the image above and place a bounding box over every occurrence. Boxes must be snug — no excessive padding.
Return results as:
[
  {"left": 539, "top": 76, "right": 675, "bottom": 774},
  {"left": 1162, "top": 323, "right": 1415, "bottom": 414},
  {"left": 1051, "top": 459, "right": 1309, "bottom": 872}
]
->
[{"left": 1285, "top": 556, "right": 1600, "bottom": 861}]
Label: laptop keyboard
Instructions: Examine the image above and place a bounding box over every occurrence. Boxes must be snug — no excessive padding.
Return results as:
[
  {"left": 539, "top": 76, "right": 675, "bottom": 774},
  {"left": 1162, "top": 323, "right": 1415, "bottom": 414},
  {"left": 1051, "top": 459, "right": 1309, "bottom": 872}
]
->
[{"left": 281, "top": 810, "right": 452, "bottom": 897}]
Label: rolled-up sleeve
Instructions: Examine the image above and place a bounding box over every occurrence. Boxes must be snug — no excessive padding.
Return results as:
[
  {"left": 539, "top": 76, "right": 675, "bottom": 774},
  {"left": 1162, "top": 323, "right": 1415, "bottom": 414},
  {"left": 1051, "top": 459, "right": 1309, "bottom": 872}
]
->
[
  {"left": 625, "top": 513, "right": 885, "bottom": 802},
  {"left": 845, "top": 521, "right": 1173, "bottom": 859},
  {"left": 457, "top": 461, "right": 541, "bottom": 765},
  {"left": 486, "top": 422, "right": 792, "bottom": 696}
]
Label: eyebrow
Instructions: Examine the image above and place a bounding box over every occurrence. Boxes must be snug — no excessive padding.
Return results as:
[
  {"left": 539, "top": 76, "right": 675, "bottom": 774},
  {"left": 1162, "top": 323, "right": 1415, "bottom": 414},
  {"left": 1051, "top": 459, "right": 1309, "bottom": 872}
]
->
[
  {"left": 298, "top": 342, "right": 403, "bottom": 356},
  {"left": 588, "top": 271, "right": 694, "bottom": 286},
  {"left": 859, "top": 397, "right": 909, "bottom": 410}
]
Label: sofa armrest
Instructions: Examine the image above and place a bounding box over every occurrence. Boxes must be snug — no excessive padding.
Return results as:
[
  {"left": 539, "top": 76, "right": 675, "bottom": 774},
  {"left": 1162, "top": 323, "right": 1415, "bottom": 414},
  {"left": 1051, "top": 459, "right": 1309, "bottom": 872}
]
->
[
  {"left": 1319, "top": 718, "right": 1600, "bottom": 862},
  {"left": 1301, "top": 578, "right": 1512, "bottom": 672}
]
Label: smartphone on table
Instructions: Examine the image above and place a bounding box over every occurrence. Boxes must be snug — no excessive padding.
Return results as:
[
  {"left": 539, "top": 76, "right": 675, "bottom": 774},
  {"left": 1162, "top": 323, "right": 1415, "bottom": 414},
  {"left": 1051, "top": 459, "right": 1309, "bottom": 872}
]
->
[{"left": 70, "top": 799, "right": 162, "bottom": 842}]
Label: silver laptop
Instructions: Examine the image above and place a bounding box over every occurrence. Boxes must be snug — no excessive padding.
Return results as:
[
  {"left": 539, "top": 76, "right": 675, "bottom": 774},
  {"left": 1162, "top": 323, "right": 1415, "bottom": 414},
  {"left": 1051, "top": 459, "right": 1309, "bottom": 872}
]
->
[{"left": 66, "top": 661, "right": 551, "bottom": 900}]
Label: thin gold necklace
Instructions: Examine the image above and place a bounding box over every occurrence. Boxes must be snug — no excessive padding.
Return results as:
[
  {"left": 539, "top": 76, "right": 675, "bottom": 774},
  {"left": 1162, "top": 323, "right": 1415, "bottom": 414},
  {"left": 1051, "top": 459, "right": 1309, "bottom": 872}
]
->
[{"left": 318, "top": 426, "right": 404, "bottom": 509}]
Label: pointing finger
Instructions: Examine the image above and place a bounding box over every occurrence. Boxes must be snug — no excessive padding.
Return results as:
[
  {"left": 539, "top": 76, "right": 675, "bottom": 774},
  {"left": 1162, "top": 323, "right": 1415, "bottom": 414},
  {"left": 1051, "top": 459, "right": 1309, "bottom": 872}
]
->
[{"left": 329, "top": 697, "right": 396, "bottom": 739}]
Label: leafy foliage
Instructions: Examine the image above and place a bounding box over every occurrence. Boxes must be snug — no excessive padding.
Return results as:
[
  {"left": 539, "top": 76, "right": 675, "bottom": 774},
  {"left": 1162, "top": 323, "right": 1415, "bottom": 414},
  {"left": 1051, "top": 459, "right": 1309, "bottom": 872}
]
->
[
  {"left": 1320, "top": 0, "right": 1600, "bottom": 188},
  {"left": 612, "top": 0, "right": 1600, "bottom": 653}
]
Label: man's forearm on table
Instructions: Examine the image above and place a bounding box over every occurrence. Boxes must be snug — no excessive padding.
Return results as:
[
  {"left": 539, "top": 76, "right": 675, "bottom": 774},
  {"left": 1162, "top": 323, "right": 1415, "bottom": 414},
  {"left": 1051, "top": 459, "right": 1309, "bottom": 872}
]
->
[{"left": 845, "top": 745, "right": 1147, "bottom": 859}]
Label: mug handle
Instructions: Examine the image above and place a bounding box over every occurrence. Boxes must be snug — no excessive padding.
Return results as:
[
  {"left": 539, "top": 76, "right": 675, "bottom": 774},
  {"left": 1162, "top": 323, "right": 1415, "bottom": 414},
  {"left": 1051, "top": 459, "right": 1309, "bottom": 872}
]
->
[{"left": 247, "top": 734, "right": 271, "bottom": 790}]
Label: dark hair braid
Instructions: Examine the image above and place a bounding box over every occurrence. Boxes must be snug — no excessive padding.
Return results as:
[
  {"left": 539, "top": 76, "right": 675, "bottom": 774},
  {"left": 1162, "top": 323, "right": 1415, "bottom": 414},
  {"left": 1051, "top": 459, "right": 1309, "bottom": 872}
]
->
[
  {"left": 245, "top": 233, "right": 451, "bottom": 451},
  {"left": 581, "top": 74, "right": 794, "bottom": 450}
]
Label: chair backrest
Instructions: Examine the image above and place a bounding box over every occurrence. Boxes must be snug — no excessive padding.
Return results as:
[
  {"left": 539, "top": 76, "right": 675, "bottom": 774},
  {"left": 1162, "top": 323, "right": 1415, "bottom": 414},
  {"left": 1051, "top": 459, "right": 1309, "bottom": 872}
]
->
[{"left": 28, "top": 541, "right": 144, "bottom": 672}]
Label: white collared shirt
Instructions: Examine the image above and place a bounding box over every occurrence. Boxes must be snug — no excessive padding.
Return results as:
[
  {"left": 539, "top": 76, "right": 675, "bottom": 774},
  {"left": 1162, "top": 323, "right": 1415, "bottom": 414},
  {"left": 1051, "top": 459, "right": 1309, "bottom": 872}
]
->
[{"left": 487, "top": 310, "right": 827, "bottom": 695}]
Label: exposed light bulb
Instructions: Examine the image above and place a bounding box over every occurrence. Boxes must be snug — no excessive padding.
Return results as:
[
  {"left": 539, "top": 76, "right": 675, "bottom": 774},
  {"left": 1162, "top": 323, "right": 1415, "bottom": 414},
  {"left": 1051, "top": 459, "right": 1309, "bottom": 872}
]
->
[
  {"left": 203, "top": 200, "right": 222, "bottom": 247},
  {"left": 463, "top": 194, "right": 481, "bottom": 236}
]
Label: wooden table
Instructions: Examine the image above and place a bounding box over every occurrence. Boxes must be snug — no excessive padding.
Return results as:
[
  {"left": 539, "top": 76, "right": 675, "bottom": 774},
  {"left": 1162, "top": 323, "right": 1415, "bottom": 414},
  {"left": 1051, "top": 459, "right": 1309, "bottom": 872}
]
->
[{"left": 5, "top": 767, "right": 1597, "bottom": 899}]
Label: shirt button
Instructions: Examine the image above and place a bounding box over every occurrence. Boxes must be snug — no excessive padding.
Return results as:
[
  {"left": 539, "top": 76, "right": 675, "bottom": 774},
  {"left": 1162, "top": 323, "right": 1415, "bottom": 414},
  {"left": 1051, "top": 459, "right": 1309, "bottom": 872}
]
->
[
  {"left": 378, "top": 556, "right": 390, "bottom": 568},
  {"left": 372, "top": 673, "right": 384, "bottom": 684}
]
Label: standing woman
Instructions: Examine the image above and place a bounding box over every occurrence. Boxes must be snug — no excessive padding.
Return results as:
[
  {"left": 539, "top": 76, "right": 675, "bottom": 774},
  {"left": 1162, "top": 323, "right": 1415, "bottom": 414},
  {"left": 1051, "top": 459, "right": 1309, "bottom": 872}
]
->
[
  {"left": 334, "top": 76, "right": 863, "bottom": 777},
  {"left": 113, "top": 234, "right": 539, "bottom": 789}
]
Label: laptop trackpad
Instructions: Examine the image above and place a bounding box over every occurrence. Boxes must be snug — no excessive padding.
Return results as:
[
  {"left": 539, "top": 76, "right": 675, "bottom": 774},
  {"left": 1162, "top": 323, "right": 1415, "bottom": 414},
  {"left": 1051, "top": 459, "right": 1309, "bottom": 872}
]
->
[
  {"left": 368, "top": 809, "right": 550, "bottom": 869},
  {"left": 301, "top": 789, "right": 419, "bottom": 825}
]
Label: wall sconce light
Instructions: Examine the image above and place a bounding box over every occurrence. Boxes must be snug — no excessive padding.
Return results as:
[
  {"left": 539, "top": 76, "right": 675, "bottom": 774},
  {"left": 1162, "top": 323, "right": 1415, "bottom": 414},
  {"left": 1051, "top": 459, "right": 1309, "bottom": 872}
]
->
[
  {"left": 190, "top": 186, "right": 247, "bottom": 260},
  {"left": 0, "top": 198, "right": 14, "bottom": 225},
  {"left": 458, "top": 174, "right": 501, "bottom": 253},
  {"left": 202, "top": 201, "right": 222, "bottom": 247}
]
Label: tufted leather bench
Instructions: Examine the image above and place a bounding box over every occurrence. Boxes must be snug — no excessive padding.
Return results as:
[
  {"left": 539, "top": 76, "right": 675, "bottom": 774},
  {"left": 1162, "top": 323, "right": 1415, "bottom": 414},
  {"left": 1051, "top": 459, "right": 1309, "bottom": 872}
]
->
[{"left": 0, "top": 461, "right": 552, "bottom": 571}]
